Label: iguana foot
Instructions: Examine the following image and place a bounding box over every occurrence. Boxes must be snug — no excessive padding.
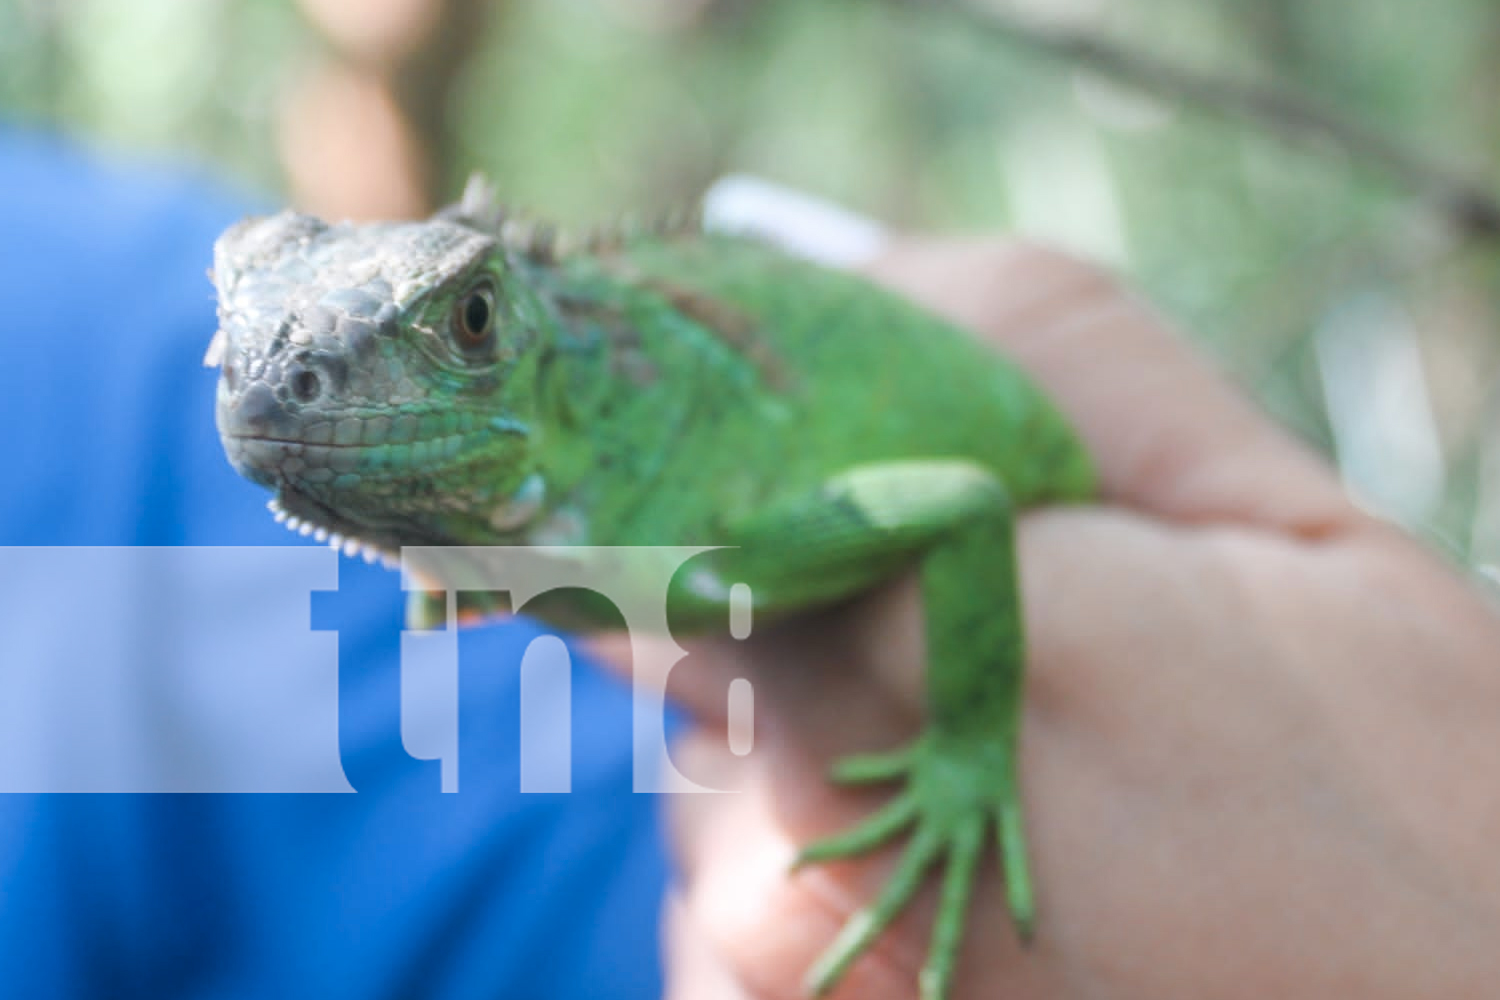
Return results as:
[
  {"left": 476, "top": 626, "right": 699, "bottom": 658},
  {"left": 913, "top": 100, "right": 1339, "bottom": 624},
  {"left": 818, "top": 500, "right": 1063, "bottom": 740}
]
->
[{"left": 795, "top": 736, "right": 1030, "bottom": 1000}]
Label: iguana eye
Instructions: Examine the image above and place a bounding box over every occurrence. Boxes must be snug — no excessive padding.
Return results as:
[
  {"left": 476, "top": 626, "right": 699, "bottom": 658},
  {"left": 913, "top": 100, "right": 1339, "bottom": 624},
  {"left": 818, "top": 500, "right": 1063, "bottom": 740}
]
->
[{"left": 453, "top": 281, "right": 496, "bottom": 352}]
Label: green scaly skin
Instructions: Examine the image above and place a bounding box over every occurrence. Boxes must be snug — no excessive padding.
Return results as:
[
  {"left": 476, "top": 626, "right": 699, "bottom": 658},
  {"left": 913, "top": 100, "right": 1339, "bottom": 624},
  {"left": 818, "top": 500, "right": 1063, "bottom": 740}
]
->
[{"left": 209, "top": 181, "right": 1096, "bottom": 999}]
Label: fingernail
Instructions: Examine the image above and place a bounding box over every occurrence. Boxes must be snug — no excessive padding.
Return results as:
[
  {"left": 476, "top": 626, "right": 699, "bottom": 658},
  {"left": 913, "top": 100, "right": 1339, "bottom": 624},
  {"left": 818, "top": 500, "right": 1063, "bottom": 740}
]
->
[{"left": 702, "top": 174, "right": 890, "bottom": 269}]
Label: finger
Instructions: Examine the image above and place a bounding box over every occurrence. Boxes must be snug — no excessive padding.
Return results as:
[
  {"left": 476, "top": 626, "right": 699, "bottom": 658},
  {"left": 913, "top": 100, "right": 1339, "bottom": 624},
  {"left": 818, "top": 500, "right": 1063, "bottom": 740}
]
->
[
  {"left": 580, "top": 631, "right": 750, "bottom": 728},
  {"left": 663, "top": 892, "right": 756, "bottom": 1000},
  {"left": 862, "top": 239, "right": 1364, "bottom": 538},
  {"left": 670, "top": 751, "right": 936, "bottom": 1000},
  {"left": 803, "top": 823, "right": 945, "bottom": 995},
  {"left": 664, "top": 729, "right": 757, "bottom": 866},
  {"left": 587, "top": 595, "right": 929, "bottom": 757}
]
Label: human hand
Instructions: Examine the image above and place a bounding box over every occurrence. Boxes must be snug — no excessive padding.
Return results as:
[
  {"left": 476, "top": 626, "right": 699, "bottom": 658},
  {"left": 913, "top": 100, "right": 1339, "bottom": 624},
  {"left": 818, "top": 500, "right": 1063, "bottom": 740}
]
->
[{"left": 620, "top": 239, "right": 1500, "bottom": 999}]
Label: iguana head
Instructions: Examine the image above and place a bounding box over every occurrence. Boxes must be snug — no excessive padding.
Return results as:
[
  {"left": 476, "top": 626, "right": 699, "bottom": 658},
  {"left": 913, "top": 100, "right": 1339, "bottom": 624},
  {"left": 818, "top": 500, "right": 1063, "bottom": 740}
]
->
[{"left": 208, "top": 208, "right": 542, "bottom": 559}]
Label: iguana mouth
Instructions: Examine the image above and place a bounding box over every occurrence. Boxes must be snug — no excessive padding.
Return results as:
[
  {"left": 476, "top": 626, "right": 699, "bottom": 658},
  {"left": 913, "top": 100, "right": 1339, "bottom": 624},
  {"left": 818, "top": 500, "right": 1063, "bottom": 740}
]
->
[
  {"left": 227, "top": 433, "right": 370, "bottom": 448},
  {"left": 222, "top": 431, "right": 374, "bottom": 472}
]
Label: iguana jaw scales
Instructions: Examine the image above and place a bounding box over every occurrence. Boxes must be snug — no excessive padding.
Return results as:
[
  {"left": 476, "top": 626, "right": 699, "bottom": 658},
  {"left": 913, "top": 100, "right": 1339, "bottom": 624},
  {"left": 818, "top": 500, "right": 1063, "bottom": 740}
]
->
[{"left": 265, "top": 492, "right": 400, "bottom": 568}]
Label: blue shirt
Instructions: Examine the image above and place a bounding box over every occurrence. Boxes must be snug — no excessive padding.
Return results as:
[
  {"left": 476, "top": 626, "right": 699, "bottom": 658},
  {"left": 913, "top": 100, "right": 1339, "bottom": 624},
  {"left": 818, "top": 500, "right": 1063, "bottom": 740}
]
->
[{"left": 0, "top": 129, "right": 668, "bottom": 999}]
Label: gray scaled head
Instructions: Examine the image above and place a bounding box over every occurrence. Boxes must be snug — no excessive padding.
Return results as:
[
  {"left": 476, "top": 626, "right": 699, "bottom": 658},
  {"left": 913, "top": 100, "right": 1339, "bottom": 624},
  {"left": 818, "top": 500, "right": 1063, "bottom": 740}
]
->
[{"left": 208, "top": 208, "right": 533, "bottom": 556}]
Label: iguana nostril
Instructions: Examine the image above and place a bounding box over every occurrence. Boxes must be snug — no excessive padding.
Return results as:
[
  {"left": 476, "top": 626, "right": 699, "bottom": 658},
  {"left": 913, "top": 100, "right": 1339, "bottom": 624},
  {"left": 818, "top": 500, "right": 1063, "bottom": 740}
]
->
[
  {"left": 232, "top": 381, "right": 283, "bottom": 434},
  {"left": 291, "top": 368, "right": 322, "bottom": 403}
]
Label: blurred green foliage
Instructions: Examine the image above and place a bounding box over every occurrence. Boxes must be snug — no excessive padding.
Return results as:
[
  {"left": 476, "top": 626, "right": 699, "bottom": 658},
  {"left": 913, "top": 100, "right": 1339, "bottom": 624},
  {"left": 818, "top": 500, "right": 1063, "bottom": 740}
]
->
[{"left": 4, "top": 0, "right": 1500, "bottom": 578}]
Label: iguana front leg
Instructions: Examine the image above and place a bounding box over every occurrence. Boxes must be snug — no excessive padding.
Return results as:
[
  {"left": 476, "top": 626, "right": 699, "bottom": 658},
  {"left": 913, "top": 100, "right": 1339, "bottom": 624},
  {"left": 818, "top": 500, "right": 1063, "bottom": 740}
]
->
[{"left": 680, "top": 460, "right": 1030, "bottom": 1000}]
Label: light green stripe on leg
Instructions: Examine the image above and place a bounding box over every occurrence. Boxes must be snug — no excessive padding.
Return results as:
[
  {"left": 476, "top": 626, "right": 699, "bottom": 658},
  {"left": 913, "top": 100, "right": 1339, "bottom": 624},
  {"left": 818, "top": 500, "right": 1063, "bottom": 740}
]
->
[
  {"left": 829, "top": 746, "right": 916, "bottom": 786},
  {"left": 920, "top": 816, "right": 984, "bottom": 1000},
  {"left": 998, "top": 793, "right": 1036, "bottom": 939},
  {"left": 805, "top": 824, "right": 945, "bottom": 996},
  {"left": 793, "top": 789, "right": 918, "bottom": 869}
]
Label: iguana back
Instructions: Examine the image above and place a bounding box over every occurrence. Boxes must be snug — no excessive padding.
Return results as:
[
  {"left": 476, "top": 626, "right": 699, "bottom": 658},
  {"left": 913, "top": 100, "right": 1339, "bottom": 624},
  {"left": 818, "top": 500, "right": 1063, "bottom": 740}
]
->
[{"left": 529, "top": 235, "right": 1095, "bottom": 546}]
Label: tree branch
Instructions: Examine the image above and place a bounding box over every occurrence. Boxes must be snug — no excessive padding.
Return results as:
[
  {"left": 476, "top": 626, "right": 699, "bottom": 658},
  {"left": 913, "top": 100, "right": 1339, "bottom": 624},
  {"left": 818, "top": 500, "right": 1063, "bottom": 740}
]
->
[{"left": 913, "top": 0, "right": 1500, "bottom": 242}]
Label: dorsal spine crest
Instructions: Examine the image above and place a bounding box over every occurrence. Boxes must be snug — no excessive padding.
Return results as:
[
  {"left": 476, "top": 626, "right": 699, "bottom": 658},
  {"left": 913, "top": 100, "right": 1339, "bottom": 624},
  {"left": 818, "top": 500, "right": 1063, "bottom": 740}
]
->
[{"left": 441, "top": 172, "right": 704, "bottom": 265}]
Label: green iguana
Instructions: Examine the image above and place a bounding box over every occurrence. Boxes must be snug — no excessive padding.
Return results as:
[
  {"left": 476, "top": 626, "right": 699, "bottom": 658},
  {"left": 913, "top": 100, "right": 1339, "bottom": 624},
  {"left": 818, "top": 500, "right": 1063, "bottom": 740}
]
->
[{"left": 207, "top": 177, "right": 1097, "bottom": 1000}]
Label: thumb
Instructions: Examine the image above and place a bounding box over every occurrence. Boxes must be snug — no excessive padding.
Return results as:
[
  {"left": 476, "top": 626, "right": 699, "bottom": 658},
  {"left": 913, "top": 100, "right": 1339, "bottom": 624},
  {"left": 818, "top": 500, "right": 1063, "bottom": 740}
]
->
[{"left": 862, "top": 239, "right": 1363, "bottom": 539}]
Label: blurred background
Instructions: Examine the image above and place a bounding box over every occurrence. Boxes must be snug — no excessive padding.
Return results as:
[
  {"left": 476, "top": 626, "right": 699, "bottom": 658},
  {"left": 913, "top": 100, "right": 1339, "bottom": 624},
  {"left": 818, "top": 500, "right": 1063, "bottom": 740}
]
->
[{"left": 4, "top": 0, "right": 1499, "bottom": 581}]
